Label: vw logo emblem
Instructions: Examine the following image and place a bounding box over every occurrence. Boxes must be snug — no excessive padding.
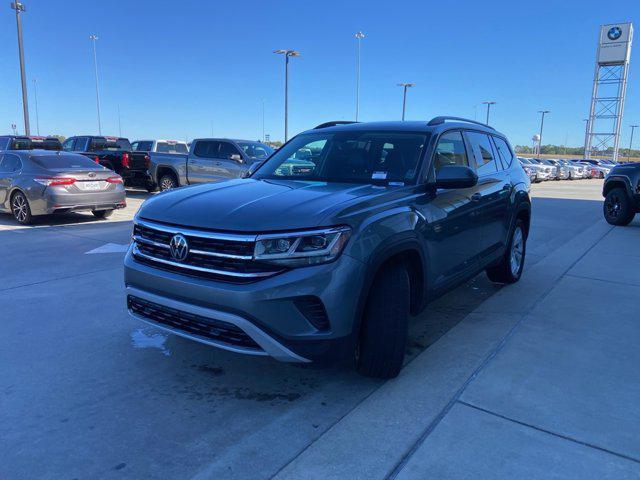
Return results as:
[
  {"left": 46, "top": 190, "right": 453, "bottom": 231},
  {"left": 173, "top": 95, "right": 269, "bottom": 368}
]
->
[
  {"left": 169, "top": 234, "right": 189, "bottom": 262},
  {"left": 608, "top": 26, "right": 622, "bottom": 41},
  {"left": 88, "top": 172, "right": 96, "bottom": 178}
]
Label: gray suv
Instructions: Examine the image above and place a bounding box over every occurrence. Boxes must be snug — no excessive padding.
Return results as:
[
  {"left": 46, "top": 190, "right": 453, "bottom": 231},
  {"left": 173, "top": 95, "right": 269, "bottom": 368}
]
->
[{"left": 124, "top": 118, "right": 531, "bottom": 378}]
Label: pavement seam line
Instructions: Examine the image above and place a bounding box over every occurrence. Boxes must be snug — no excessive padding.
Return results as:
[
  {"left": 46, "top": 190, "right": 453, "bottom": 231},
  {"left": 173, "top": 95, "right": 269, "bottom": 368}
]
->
[
  {"left": 565, "top": 272, "right": 640, "bottom": 287},
  {"left": 0, "top": 266, "right": 122, "bottom": 293},
  {"left": 458, "top": 401, "right": 640, "bottom": 465},
  {"left": 385, "top": 223, "right": 614, "bottom": 480}
]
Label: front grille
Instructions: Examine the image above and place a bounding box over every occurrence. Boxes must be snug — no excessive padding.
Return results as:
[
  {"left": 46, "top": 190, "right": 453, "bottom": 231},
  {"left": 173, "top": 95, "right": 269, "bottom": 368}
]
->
[
  {"left": 132, "top": 221, "right": 283, "bottom": 283},
  {"left": 128, "top": 295, "right": 262, "bottom": 351}
]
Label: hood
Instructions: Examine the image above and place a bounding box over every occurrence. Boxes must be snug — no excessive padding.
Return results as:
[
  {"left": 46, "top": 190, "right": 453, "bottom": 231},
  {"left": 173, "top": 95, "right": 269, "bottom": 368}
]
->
[{"left": 138, "top": 178, "right": 391, "bottom": 232}]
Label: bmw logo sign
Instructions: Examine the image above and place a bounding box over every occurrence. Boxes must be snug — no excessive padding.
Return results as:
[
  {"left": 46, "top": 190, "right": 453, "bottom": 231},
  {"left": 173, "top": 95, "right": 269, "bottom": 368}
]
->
[{"left": 607, "top": 26, "right": 622, "bottom": 41}]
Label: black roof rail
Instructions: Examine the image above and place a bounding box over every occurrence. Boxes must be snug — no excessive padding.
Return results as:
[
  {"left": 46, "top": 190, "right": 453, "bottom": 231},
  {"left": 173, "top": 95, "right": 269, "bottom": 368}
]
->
[
  {"left": 427, "top": 116, "right": 495, "bottom": 130},
  {"left": 314, "top": 121, "right": 358, "bottom": 129}
]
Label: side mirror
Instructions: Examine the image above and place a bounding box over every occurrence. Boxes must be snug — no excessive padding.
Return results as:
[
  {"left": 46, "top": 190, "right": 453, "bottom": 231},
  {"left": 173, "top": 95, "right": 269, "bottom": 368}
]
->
[
  {"left": 434, "top": 165, "right": 478, "bottom": 189},
  {"left": 230, "top": 153, "right": 243, "bottom": 163},
  {"left": 242, "top": 160, "right": 263, "bottom": 178}
]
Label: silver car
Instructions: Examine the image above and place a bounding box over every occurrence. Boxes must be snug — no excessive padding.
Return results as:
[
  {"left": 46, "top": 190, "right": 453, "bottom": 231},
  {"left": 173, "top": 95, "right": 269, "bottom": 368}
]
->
[{"left": 0, "top": 150, "right": 126, "bottom": 224}]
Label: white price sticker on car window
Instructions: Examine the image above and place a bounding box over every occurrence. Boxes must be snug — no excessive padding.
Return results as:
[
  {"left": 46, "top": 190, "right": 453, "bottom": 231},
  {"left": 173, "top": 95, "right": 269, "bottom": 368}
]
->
[{"left": 372, "top": 171, "right": 387, "bottom": 180}]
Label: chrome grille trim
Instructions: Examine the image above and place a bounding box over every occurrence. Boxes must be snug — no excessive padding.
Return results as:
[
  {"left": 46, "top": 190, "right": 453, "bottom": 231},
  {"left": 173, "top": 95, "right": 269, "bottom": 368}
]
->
[
  {"left": 132, "top": 235, "right": 252, "bottom": 260},
  {"left": 136, "top": 218, "right": 256, "bottom": 242},
  {"left": 132, "top": 246, "right": 277, "bottom": 278}
]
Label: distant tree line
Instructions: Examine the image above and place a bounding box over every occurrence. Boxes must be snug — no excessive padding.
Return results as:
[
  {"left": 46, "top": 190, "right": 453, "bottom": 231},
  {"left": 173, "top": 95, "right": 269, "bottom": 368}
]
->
[{"left": 514, "top": 144, "right": 640, "bottom": 157}]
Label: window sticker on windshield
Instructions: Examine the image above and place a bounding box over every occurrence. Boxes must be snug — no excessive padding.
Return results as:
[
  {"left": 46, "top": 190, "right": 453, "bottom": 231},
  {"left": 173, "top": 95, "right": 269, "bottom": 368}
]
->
[
  {"left": 372, "top": 171, "right": 387, "bottom": 180},
  {"left": 389, "top": 181, "right": 405, "bottom": 186}
]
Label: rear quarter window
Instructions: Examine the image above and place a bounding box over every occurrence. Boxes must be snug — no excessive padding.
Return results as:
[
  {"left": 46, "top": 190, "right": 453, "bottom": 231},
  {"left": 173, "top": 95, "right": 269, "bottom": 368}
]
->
[{"left": 492, "top": 136, "right": 514, "bottom": 169}]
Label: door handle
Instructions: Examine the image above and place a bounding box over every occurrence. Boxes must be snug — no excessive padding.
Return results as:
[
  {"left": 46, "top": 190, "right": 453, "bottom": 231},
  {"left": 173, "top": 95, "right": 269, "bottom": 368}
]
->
[{"left": 470, "top": 193, "right": 482, "bottom": 202}]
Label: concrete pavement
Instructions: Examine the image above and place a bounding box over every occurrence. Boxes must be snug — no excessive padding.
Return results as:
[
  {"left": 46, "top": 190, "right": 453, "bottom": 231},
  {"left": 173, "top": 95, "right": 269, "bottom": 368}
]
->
[{"left": 274, "top": 216, "right": 640, "bottom": 479}]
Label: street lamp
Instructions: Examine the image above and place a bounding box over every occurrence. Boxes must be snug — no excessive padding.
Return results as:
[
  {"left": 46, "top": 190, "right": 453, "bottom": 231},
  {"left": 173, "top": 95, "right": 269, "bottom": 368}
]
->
[
  {"left": 355, "top": 31, "right": 365, "bottom": 121},
  {"left": 537, "top": 110, "right": 550, "bottom": 158},
  {"left": 33, "top": 78, "right": 40, "bottom": 136},
  {"left": 274, "top": 49, "right": 300, "bottom": 142},
  {"left": 482, "top": 101, "right": 496, "bottom": 125},
  {"left": 629, "top": 125, "right": 638, "bottom": 161},
  {"left": 11, "top": 1, "right": 30, "bottom": 135},
  {"left": 89, "top": 34, "right": 102, "bottom": 135},
  {"left": 397, "top": 83, "right": 415, "bottom": 121}
]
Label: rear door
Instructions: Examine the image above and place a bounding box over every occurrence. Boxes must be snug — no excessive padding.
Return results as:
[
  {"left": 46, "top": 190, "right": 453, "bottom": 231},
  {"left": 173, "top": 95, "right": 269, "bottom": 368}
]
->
[
  {"left": 188, "top": 140, "right": 221, "bottom": 183},
  {"left": 465, "top": 131, "right": 512, "bottom": 263},
  {"left": 0, "top": 154, "right": 22, "bottom": 209}
]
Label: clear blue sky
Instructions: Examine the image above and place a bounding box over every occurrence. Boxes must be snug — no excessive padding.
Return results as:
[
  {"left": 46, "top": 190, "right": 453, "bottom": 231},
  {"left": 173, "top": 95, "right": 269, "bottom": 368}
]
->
[{"left": 0, "top": 0, "right": 638, "bottom": 147}]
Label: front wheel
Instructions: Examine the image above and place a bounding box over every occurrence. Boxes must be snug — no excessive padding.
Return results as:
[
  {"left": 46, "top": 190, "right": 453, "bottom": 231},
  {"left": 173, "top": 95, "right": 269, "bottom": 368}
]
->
[
  {"left": 356, "top": 262, "right": 410, "bottom": 379},
  {"left": 11, "top": 191, "right": 33, "bottom": 225},
  {"left": 92, "top": 209, "right": 114, "bottom": 219},
  {"left": 603, "top": 188, "right": 636, "bottom": 226},
  {"left": 486, "top": 219, "right": 526, "bottom": 284}
]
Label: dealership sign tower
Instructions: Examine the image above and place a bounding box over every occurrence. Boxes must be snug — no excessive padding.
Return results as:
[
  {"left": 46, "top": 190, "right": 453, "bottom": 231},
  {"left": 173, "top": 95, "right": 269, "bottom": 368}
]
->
[{"left": 584, "top": 23, "right": 633, "bottom": 161}]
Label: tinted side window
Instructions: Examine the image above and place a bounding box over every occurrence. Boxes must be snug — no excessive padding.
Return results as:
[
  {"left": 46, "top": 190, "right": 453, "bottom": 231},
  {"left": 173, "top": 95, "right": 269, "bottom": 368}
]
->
[
  {"left": 433, "top": 131, "right": 469, "bottom": 171},
  {"left": 134, "top": 141, "right": 153, "bottom": 151},
  {"left": 62, "top": 138, "right": 75, "bottom": 151},
  {"left": 0, "top": 138, "right": 9, "bottom": 150},
  {"left": 219, "top": 142, "right": 242, "bottom": 159},
  {"left": 75, "top": 138, "right": 89, "bottom": 151},
  {"left": 492, "top": 136, "right": 513, "bottom": 169},
  {"left": 193, "top": 141, "right": 220, "bottom": 158},
  {"left": 466, "top": 132, "right": 497, "bottom": 176}
]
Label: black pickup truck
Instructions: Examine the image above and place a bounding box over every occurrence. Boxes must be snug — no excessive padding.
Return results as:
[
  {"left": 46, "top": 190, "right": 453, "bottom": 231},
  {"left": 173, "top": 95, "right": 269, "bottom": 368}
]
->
[
  {"left": 62, "top": 136, "right": 152, "bottom": 189},
  {"left": 0, "top": 135, "right": 62, "bottom": 151},
  {"left": 602, "top": 162, "right": 640, "bottom": 226}
]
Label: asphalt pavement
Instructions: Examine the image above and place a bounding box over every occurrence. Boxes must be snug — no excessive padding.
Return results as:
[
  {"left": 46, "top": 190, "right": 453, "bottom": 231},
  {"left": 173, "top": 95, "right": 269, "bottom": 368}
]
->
[{"left": 2, "top": 180, "right": 635, "bottom": 480}]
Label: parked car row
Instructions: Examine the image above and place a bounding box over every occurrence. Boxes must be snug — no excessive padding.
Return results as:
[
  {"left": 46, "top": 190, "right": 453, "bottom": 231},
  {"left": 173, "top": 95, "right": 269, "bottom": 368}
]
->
[
  {"left": 517, "top": 156, "right": 617, "bottom": 182},
  {"left": 0, "top": 133, "right": 274, "bottom": 224}
]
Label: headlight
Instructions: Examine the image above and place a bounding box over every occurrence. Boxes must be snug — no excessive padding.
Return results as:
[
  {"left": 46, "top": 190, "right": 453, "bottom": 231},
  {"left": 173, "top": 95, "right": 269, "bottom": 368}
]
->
[{"left": 254, "top": 226, "right": 351, "bottom": 267}]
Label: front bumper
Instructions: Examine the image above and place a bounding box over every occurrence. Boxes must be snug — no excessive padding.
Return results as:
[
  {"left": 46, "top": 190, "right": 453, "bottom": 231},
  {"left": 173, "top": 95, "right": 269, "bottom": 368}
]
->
[{"left": 124, "top": 246, "right": 367, "bottom": 363}]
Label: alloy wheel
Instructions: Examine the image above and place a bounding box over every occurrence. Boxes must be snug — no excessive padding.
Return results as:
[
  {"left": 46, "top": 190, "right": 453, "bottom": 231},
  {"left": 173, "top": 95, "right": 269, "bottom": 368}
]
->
[
  {"left": 12, "top": 194, "right": 28, "bottom": 223},
  {"left": 605, "top": 194, "right": 621, "bottom": 219},
  {"left": 160, "top": 177, "right": 176, "bottom": 191},
  {"left": 510, "top": 226, "right": 524, "bottom": 276}
]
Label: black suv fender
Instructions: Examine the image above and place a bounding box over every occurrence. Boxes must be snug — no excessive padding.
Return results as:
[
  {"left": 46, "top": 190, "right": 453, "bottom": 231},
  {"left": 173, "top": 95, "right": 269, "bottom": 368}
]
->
[{"left": 603, "top": 174, "right": 634, "bottom": 198}]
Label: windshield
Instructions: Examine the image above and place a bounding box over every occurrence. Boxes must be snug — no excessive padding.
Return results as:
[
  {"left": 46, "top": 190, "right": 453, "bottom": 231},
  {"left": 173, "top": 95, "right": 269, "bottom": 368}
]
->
[
  {"left": 237, "top": 141, "right": 273, "bottom": 159},
  {"left": 156, "top": 142, "right": 188, "bottom": 154},
  {"left": 31, "top": 153, "right": 102, "bottom": 169},
  {"left": 254, "top": 131, "right": 428, "bottom": 185}
]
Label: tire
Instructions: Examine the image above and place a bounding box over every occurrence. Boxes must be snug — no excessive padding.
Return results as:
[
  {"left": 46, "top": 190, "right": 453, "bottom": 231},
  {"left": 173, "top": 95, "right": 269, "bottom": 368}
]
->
[
  {"left": 11, "top": 191, "right": 33, "bottom": 225},
  {"left": 159, "top": 173, "right": 178, "bottom": 191},
  {"left": 486, "top": 219, "right": 526, "bottom": 284},
  {"left": 603, "top": 188, "right": 636, "bottom": 226},
  {"left": 92, "top": 209, "right": 114, "bottom": 219},
  {"left": 356, "top": 262, "right": 410, "bottom": 379}
]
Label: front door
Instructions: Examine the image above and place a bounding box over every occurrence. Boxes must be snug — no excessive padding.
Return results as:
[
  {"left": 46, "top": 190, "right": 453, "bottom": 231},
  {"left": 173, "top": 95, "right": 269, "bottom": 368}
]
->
[
  {"left": 417, "top": 130, "right": 486, "bottom": 287},
  {"left": 215, "top": 142, "right": 246, "bottom": 179}
]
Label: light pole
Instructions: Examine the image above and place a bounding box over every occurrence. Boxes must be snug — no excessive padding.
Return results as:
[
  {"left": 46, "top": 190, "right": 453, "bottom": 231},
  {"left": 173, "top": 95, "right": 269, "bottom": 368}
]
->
[
  {"left": 537, "top": 110, "right": 550, "bottom": 158},
  {"left": 89, "top": 34, "right": 102, "bottom": 135},
  {"left": 629, "top": 125, "right": 638, "bottom": 161},
  {"left": 11, "top": 1, "right": 30, "bottom": 135},
  {"left": 33, "top": 78, "right": 40, "bottom": 136},
  {"left": 482, "top": 101, "right": 496, "bottom": 124},
  {"left": 582, "top": 119, "right": 589, "bottom": 156},
  {"left": 397, "top": 83, "right": 415, "bottom": 121},
  {"left": 274, "top": 49, "right": 300, "bottom": 142},
  {"left": 355, "top": 31, "right": 365, "bottom": 121},
  {"left": 117, "top": 104, "right": 122, "bottom": 137}
]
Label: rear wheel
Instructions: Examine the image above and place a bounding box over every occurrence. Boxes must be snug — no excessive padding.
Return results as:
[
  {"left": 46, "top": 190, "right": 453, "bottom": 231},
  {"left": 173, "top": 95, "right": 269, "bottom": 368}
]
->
[
  {"left": 603, "top": 188, "right": 635, "bottom": 226},
  {"left": 92, "top": 209, "right": 114, "bottom": 219},
  {"left": 159, "top": 173, "right": 178, "bottom": 191},
  {"left": 486, "top": 219, "right": 526, "bottom": 284},
  {"left": 356, "top": 262, "right": 410, "bottom": 379},
  {"left": 11, "top": 191, "right": 32, "bottom": 225}
]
